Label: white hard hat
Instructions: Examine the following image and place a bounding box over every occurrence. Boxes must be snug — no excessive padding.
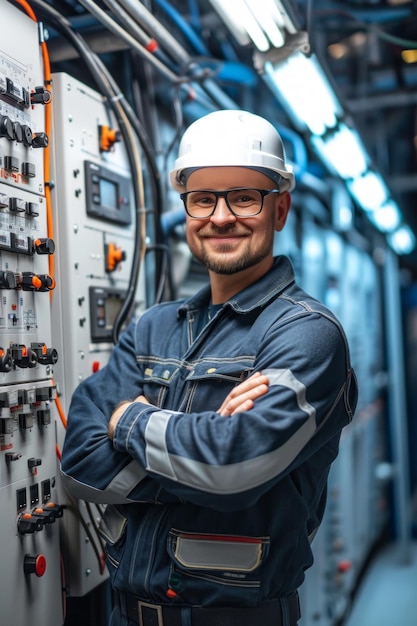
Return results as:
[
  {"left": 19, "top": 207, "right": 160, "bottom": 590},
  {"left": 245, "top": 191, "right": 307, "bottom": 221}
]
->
[{"left": 170, "top": 109, "right": 295, "bottom": 192}]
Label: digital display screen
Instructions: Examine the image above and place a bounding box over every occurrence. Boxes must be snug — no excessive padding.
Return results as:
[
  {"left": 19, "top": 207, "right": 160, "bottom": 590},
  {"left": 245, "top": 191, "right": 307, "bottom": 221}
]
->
[
  {"left": 99, "top": 177, "right": 118, "bottom": 210},
  {"left": 105, "top": 295, "right": 122, "bottom": 327}
]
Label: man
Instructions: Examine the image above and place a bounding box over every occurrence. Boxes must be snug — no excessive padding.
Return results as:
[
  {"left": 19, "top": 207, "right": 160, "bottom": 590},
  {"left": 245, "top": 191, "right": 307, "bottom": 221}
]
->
[{"left": 61, "top": 109, "right": 358, "bottom": 626}]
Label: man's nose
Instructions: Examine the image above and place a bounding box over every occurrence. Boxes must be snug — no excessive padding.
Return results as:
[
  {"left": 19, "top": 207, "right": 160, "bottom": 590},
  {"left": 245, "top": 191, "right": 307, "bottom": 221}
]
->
[{"left": 209, "top": 196, "right": 237, "bottom": 225}]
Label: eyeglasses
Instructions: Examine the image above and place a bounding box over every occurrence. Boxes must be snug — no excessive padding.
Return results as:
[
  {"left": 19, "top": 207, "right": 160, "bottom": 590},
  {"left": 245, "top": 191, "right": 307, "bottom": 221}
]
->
[{"left": 180, "top": 188, "right": 281, "bottom": 219}]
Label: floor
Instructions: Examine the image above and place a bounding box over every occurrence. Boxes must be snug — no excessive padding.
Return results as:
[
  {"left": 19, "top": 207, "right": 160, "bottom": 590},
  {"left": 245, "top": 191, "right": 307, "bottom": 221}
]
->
[{"left": 342, "top": 540, "right": 417, "bottom": 626}]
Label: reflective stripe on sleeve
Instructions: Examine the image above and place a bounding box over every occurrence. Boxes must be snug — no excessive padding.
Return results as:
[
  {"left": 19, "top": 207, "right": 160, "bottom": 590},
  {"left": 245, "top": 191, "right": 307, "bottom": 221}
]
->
[{"left": 144, "top": 369, "right": 317, "bottom": 494}]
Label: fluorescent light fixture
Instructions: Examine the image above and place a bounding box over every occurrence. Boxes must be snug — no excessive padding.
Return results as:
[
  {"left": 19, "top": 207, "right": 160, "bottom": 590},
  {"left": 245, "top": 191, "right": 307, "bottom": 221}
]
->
[
  {"left": 368, "top": 201, "right": 402, "bottom": 233},
  {"left": 348, "top": 171, "right": 389, "bottom": 212},
  {"left": 208, "top": 0, "right": 290, "bottom": 52},
  {"left": 264, "top": 52, "right": 342, "bottom": 135},
  {"left": 311, "top": 125, "right": 368, "bottom": 179},
  {"left": 388, "top": 225, "right": 416, "bottom": 255}
]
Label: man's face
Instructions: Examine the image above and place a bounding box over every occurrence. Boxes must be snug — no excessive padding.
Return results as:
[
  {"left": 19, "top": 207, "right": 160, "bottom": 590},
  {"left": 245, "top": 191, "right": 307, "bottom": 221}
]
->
[{"left": 184, "top": 167, "right": 290, "bottom": 276}]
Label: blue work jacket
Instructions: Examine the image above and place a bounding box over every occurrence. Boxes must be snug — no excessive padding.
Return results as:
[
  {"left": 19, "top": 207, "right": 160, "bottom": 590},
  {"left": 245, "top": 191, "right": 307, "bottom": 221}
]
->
[{"left": 61, "top": 255, "right": 358, "bottom": 607}]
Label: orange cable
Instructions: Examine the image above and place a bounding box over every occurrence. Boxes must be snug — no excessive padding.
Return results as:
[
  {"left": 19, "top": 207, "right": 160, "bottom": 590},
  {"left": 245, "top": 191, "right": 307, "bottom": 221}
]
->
[
  {"left": 54, "top": 391, "right": 68, "bottom": 429},
  {"left": 14, "top": 0, "right": 55, "bottom": 291}
]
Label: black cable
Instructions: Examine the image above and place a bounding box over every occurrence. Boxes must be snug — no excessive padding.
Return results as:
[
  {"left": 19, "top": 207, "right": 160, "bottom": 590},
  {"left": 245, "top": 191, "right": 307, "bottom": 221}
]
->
[{"left": 22, "top": 0, "right": 168, "bottom": 341}]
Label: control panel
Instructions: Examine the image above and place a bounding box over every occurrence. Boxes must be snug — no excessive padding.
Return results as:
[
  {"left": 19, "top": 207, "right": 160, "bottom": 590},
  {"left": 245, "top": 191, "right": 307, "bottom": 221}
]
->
[
  {"left": 0, "top": 2, "right": 63, "bottom": 624},
  {"left": 50, "top": 71, "right": 146, "bottom": 597}
]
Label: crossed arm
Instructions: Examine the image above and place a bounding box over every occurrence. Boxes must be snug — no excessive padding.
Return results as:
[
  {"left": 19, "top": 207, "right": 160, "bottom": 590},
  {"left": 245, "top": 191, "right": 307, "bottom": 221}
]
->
[{"left": 108, "top": 371, "right": 270, "bottom": 440}]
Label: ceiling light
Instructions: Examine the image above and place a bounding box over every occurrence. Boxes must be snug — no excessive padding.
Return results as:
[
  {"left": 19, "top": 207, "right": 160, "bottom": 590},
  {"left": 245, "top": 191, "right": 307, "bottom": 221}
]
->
[
  {"left": 264, "top": 52, "right": 342, "bottom": 135},
  {"left": 388, "top": 225, "right": 416, "bottom": 255},
  {"left": 208, "top": 0, "right": 291, "bottom": 52},
  {"left": 348, "top": 172, "right": 389, "bottom": 212},
  {"left": 311, "top": 125, "right": 368, "bottom": 179},
  {"left": 369, "top": 201, "right": 402, "bottom": 233}
]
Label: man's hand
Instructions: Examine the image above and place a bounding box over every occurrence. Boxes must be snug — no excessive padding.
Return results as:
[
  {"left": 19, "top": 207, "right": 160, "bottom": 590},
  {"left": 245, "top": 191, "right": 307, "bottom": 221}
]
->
[
  {"left": 108, "top": 372, "right": 269, "bottom": 440},
  {"left": 217, "top": 371, "right": 269, "bottom": 416},
  {"left": 108, "top": 395, "right": 149, "bottom": 440}
]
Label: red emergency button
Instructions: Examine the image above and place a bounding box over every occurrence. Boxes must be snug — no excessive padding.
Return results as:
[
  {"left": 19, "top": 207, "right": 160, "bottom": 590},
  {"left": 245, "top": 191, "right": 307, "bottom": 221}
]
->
[
  {"left": 337, "top": 559, "right": 352, "bottom": 573},
  {"left": 24, "top": 553, "right": 46, "bottom": 577},
  {"left": 92, "top": 361, "right": 100, "bottom": 373}
]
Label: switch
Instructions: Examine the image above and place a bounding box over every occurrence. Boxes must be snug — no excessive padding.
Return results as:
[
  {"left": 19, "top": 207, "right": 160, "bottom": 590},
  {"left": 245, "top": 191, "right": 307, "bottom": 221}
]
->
[
  {"left": 37, "top": 409, "right": 51, "bottom": 426},
  {"left": 0, "top": 115, "right": 14, "bottom": 140},
  {"left": 30, "top": 86, "right": 51, "bottom": 105},
  {"left": 24, "top": 554, "right": 46, "bottom": 577},
  {"left": 0, "top": 416, "right": 13, "bottom": 435},
  {"left": 99, "top": 124, "right": 121, "bottom": 152},
  {"left": 9, "top": 197, "right": 26, "bottom": 212},
  {"left": 13, "top": 122, "right": 23, "bottom": 143},
  {"left": 28, "top": 457, "right": 42, "bottom": 471},
  {"left": 6, "top": 451, "right": 22, "bottom": 463},
  {"left": 0, "top": 348, "right": 13, "bottom": 372},
  {"left": 0, "top": 271, "right": 16, "bottom": 289},
  {"left": 4, "top": 156, "right": 19, "bottom": 172},
  {"left": 19, "top": 412, "right": 35, "bottom": 429},
  {"left": 26, "top": 202, "right": 39, "bottom": 217},
  {"left": 21, "top": 124, "right": 32, "bottom": 147},
  {"left": 105, "top": 242, "right": 126, "bottom": 272},
  {"left": 32, "top": 132, "right": 48, "bottom": 148},
  {"left": 43, "top": 502, "right": 64, "bottom": 519},
  {"left": 33, "top": 238, "right": 55, "bottom": 255},
  {"left": 10, "top": 344, "right": 37, "bottom": 368},
  {"left": 21, "top": 162, "right": 36, "bottom": 178},
  {"left": 35, "top": 387, "right": 50, "bottom": 402},
  {"left": 31, "top": 343, "right": 58, "bottom": 365},
  {"left": 17, "top": 513, "right": 43, "bottom": 534},
  {"left": 32, "top": 507, "right": 55, "bottom": 525},
  {"left": 19, "top": 272, "right": 56, "bottom": 292}
]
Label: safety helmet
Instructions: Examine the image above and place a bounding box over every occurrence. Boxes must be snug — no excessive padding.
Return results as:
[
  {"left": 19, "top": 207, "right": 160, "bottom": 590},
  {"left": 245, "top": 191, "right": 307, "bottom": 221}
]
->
[{"left": 170, "top": 109, "right": 295, "bottom": 192}]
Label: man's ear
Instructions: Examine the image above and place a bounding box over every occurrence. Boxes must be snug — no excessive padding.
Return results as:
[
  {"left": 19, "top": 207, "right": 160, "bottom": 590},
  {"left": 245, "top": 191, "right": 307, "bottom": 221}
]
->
[{"left": 275, "top": 191, "right": 291, "bottom": 232}]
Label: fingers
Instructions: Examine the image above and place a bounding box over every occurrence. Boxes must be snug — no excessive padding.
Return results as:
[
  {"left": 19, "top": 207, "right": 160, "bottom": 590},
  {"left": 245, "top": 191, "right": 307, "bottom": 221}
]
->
[{"left": 217, "top": 371, "right": 269, "bottom": 416}]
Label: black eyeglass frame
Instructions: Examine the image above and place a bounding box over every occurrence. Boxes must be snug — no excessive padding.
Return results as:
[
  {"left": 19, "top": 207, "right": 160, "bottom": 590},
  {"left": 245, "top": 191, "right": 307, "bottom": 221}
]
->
[{"left": 180, "top": 188, "right": 281, "bottom": 219}]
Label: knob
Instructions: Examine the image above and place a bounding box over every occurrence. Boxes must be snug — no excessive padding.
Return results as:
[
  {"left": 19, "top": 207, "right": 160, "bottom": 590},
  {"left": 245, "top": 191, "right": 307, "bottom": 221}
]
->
[
  {"left": 13, "top": 121, "right": 23, "bottom": 143},
  {"left": 99, "top": 124, "right": 121, "bottom": 152},
  {"left": 32, "top": 132, "right": 48, "bottom": 148},
  {"left": 30, "top": 86, "right": 51, "bottom": 105},
  {"left": 24, "top": 554, "right": 46, "bottom": 577},
  {"left": 33, "top": 238, "right": 55, "bottom": 255},
  {"left": 0, "top": 271, "right": 16, "bottom": 289},
  {"left": 31, "top": 342, "right": 58, "bottom": 365},
  {"left": 105, "top": 242, "right": 126, "bottom": 272},
  {"left": 20, "top": 272, "right": 56, "bottom": 291},
  {"left": 21, "top": 124, "right": 33, "bottom": 147},
  {"left": 0, "top": 115, "right": 14, "bottom": 140}
]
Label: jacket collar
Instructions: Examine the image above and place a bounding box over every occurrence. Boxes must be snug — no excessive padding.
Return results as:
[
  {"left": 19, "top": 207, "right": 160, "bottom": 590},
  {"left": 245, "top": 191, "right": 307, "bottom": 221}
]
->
[{"left": 177, "top": 255, "right": 295, "bottom": 319}]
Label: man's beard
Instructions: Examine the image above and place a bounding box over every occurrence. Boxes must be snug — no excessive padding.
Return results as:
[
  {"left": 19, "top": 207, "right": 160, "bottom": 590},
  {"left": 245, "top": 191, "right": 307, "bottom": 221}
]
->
[
  {"left": 190, "top": 224, "right": 272, "bottom": 275},
  {"left": 198, "top": 245, "right": 270, "bottom": 274}
]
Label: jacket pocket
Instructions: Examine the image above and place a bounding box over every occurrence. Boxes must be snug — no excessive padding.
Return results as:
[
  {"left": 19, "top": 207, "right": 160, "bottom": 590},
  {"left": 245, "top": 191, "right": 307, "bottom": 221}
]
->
[
  {"left": 167, "top": 529, "right": 269, "bottom": 606},
  {"left": 98, "top": 505, "right": 127, "bottom": 585},
  {"left": 141, "top": 360, "right": 177, "bottom": 407}
]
